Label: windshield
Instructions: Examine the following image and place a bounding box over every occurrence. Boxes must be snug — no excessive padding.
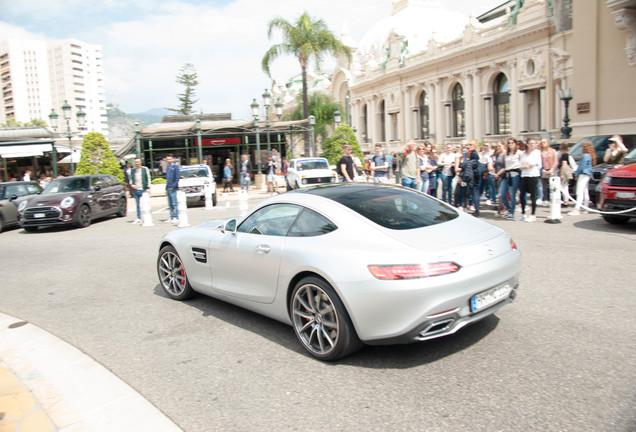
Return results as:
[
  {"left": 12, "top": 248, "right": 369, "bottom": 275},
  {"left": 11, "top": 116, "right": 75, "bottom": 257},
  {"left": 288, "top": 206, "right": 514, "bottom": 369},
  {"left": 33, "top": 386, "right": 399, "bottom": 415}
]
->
[
  {"left": 569, "top": 136, "right": 609, "bottom": 159},
  {"left": 305, "top": 184, "right": 458, "bottom": 230},
  {"left": 296, "top": 159, "right": 329, "bottom": 171},
  {"left": 624, "top": 147, "right": 636, "bottom": 161},
  {"left": 180, "top": 167, "right": 211, "bottom": 178},
  {"left": 43, "top": 177, "right": 90, "bottom": 193}
]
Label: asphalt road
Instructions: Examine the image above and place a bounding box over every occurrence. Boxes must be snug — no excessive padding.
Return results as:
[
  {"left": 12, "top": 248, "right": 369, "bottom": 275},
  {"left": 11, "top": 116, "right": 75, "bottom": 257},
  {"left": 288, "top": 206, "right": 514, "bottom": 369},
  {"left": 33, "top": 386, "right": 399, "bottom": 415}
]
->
[{"left": 1, "top": 193, "right": 635, "bottom": 432}]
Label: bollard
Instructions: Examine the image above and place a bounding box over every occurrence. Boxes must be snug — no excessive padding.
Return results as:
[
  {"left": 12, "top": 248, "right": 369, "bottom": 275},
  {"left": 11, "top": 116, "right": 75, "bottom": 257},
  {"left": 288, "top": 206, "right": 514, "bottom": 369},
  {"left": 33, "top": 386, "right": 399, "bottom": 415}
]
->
[
  {"left": 141, "top": 192, "right": 154, "bottom": 227},
  {"left": 545, "top": 176, "right": 562, "bottom": 224},
  {"left": 204, "top": 183, "right": 213, "bottom": 210},
  {"left": 177, "top": 190, "right": 191, "bottom": 227},
  {"left": 238, "top": 189, "right": 248, "bottom": 214}
]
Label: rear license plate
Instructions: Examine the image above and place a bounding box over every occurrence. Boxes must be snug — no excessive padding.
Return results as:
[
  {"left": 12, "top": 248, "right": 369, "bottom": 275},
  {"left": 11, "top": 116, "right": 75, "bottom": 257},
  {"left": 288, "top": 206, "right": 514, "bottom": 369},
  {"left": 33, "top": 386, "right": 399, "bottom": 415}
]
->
[
  {"left": 616, "top": 192, "right": 635, "bottom": 199},
  {"left": 34, "top": 213, "right": 46, "bottom": 218},
  {"left": 471, "top": 283, "right": 512, "bottom": 312}
]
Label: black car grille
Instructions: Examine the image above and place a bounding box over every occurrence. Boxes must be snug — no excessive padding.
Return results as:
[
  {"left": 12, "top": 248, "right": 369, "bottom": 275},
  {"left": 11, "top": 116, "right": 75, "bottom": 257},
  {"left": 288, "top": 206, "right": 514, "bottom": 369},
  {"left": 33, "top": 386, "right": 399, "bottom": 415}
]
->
[
  {"left": 609, "top": 177, "right": 636, "bottom": 187},
  {"left": 305, "top": 177, "right": 334, "bottom": 185},
  {"left": 23, "top": 206, "right": 62, "bottom": 220},
  {"left": 180, "top": 185, "right": 204, "bottom": 193}
]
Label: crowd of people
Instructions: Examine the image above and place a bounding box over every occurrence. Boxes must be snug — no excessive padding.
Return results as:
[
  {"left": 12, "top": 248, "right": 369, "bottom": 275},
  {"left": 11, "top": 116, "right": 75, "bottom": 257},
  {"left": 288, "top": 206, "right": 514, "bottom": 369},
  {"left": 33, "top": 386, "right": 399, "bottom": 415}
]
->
[{"left": 358, "top": 135, "right": 629, "bottom": 222}]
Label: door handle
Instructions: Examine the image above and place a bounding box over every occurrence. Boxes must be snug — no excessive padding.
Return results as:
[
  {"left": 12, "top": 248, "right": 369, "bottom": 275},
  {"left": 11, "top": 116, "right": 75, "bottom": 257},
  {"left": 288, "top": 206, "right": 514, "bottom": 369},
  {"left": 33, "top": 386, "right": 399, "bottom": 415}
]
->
[{"left": 255, "top": 245, "right": 270, "bottom": 254}]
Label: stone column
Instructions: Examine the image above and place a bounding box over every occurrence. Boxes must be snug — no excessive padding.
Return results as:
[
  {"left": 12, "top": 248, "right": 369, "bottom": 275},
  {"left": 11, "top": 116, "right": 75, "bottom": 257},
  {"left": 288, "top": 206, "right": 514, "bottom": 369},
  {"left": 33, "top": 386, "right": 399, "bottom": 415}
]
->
[
  {"left": 464, "top": 72, "right": 474, "bottom": 139},
  {"left": 508, "top": 59, "right": 519, "bottom": 137},
  {"left": 434, "top": 80, "right": 444, "bottom": 142},
  {"left": 472, "top": 70, "right": 483, "bottom": 141}
]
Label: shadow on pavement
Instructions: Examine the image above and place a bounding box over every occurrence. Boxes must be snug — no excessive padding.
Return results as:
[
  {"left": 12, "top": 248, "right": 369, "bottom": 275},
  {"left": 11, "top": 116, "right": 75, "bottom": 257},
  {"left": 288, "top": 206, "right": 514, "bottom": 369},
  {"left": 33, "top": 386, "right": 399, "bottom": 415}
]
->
[{"left": 153, "top": 284, "right": 500, "bottom": 369}]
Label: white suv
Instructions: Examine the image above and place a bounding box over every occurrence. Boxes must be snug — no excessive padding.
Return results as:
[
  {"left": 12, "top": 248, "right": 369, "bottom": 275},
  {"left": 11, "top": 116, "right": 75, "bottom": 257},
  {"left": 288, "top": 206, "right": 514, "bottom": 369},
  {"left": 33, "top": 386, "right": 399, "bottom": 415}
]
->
[
  {"left": 286, "top": 157, "right": 337, "bottom": 190},
  {"left": 178, "top": 165, "right": 217, "bottom": 206}
]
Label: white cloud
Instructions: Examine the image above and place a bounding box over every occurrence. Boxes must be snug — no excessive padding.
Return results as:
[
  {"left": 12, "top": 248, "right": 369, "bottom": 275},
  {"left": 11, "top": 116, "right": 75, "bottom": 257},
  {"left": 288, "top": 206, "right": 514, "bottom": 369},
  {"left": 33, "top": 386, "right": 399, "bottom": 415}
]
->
[{"left": 0, "top": 0, "right": 501, "bottom": 119}]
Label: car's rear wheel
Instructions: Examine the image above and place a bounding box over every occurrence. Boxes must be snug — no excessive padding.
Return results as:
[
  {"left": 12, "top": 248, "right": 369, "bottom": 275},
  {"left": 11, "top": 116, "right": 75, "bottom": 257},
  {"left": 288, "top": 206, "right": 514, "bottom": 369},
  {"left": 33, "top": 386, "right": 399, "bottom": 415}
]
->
[
  {"left": 602, "top": 214, "right": 629, "bottom": 224},
  {"left": 157, "top": 245, "right": 194, "bottom": 300},
  {"left": 290, "top": 276, "right": 362, "bottom": 361},
  {"left": 116, "top": 196, "right": 127, "bottom": 217},
  {"left": 212, "top": 191, "right": 217, "bottom": 206},
  {"left": 75, "top": 204, "right": 91, "bottom": 228}
]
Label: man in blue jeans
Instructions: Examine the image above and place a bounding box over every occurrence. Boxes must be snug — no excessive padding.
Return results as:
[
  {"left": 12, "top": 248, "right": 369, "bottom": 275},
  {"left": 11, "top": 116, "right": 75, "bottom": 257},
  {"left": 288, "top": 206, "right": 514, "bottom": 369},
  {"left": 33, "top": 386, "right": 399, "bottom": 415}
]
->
[
  {"left": 129, "top": 157, "right": 150, "bottom": 224},
  {"left": 399, "top": 140, "right": 419, "bottom": 189},
  {"left": 165, "top": 154, "right": 180, "bottom": 224}
]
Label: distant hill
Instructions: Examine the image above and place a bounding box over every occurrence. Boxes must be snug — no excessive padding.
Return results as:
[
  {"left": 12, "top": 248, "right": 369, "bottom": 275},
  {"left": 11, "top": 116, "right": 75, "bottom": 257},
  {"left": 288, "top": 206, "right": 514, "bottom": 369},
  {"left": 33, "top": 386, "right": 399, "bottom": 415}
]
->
[{"left": 131, "top": 108, "right": 172, "bottom": 126}]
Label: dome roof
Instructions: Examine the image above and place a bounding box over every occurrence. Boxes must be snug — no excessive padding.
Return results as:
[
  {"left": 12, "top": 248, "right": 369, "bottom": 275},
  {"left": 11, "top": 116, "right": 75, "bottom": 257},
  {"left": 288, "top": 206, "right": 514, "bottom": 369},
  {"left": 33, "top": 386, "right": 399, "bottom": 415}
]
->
[{"left": 356, "top": 0, "right": 469, "bottom": 58}]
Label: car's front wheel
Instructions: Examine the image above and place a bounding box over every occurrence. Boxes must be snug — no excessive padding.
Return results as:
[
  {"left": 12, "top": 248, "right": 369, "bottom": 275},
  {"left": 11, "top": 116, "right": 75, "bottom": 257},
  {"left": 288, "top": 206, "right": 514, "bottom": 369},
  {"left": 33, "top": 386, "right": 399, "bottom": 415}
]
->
[
  {"left": 290, "top": 276, "right": 363, "bottom": 361},
  {"left": 157, "top": 245, "right": 194, "bottom": 300},
  {"left": 116, "top": 196, "right": 127, "bottom": 217},
  {"left": 75, "top": 204, "right": 91, "bottom": 228}
]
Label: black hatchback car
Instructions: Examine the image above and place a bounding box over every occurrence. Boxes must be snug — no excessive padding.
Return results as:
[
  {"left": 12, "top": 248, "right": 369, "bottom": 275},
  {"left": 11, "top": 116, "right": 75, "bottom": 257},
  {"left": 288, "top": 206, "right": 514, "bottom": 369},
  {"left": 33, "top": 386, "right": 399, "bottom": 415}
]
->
[{"left": 18, "top": 174, "right": 126, "bottom": 231}]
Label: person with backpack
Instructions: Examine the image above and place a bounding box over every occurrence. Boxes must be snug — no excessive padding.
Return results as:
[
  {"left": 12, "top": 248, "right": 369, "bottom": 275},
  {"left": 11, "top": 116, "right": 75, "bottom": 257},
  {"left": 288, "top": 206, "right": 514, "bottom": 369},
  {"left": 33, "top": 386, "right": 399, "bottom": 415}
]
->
[{"left": 370, "top": 143, "right": 390, "bottom": 184}]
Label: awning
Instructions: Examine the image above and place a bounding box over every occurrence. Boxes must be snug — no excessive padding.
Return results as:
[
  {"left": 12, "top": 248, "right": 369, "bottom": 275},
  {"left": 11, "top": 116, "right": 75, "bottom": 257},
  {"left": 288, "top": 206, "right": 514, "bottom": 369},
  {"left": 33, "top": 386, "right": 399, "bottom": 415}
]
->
[
  {"left": 0, "top": 144, "right": 53, "bottom": 158},
  {"left": 58, "top": 150, "right": 82, "bottom": 164}
]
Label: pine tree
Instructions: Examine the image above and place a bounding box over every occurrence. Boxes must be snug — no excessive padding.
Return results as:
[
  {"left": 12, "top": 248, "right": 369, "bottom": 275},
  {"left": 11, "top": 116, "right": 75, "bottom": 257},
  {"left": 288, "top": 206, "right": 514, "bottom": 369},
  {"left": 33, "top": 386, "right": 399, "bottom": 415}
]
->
[
  {"left": 166, "top": 63, "right": 199, "bottom": 115},
  {"left": 75, "top": 132, "right": 125, "bottom": 183}
]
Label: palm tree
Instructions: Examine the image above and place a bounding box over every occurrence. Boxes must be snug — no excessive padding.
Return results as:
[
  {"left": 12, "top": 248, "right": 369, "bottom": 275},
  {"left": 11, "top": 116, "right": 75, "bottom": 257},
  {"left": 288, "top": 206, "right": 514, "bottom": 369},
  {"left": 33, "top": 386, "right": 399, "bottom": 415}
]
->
[{"left": 262, "top": 12, "right": 350, "bottom": 156}]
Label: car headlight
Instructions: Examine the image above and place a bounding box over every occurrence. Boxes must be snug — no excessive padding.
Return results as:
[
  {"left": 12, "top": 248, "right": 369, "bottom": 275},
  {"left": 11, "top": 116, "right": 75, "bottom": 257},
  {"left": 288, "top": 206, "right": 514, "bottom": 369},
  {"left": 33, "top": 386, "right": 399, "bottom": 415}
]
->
[
  {"left": 60, "top": 196, "right": 75, "bottom": 209},
  {"left": 601, "top": 175, "right": 611, "bottom": 185},
  {"left": 18, "top": 200, "right": 27, "bottom": 211}
]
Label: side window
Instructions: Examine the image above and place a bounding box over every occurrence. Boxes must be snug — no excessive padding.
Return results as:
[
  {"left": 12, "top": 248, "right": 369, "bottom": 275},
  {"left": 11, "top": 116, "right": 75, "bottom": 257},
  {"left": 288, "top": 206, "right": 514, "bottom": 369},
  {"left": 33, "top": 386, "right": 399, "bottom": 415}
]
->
[
  {"left": 92, "top": 177, "right": 104, "bottom": 190},
  {"left": 6, "top": 185, "right": 26, "bottom": 197},
  {"left": 26, "top": 184, "right": 42, "bottom": 194},
  {"left": 237, "top": 204, "right": 301, "bottom": 236},
  {"left": 288, "top": 208, "right": 337, "bottom": 237}
]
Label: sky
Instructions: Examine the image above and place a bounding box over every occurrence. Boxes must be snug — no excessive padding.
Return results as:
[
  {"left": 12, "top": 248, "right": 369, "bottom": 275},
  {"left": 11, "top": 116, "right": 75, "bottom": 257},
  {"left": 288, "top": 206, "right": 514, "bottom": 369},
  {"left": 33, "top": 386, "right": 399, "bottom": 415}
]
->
[{"left": 0, "top": 0, "right": 502, "bottom": 121}]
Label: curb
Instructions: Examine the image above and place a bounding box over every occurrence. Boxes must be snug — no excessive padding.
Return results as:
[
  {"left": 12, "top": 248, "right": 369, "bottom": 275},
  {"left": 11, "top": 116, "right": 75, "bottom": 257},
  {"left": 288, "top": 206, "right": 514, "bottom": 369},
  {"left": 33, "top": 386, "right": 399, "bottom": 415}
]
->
[{"left": 0, "top": 313, "right": 182, "bottom": 432}]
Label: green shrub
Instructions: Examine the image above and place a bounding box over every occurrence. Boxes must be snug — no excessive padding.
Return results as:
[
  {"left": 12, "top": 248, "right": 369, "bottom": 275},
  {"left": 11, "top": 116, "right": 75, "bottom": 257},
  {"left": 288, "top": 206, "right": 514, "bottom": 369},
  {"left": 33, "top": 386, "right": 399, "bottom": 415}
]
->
[
  {"left": 151, "top": 177, "right": 167, "bottom": 184},
  {"left": 75, "top": 132, "right": 125, "bottom": 183}
]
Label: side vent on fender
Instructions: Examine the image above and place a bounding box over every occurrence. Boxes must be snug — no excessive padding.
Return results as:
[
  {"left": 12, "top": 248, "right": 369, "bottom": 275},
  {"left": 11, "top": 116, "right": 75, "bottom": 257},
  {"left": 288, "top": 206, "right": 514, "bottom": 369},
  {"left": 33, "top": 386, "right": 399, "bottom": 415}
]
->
[{"left": 192, "top": 247, "right": 207, "bottom": 263}]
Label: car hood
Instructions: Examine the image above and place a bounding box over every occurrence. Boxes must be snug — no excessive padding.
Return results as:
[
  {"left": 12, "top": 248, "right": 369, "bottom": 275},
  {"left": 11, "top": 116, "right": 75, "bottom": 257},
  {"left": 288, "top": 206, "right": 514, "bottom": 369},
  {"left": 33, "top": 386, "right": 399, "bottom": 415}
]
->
[
  {"left": 608, "top": 162, "right": 636, "bottom": 177},
  {"left": 382, "top": 216, "right": 512, "bottom": 267},
  {"left": 23, "top": 192, "right": 87, "bottom": 207},
  {"left": 295, "top": 169, "right": 335, "bottom": 176},
  {"left": 179, "top": 177, "right": 213, "bottom": 185}
]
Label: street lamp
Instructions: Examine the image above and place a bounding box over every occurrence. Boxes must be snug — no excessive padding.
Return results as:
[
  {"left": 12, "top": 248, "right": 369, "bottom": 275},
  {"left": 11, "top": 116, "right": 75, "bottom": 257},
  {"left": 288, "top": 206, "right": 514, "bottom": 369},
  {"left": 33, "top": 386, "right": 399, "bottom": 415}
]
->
[
  {"left": 309, "top": 115, "right": 316, "bottom": 157},
  {"left": 275, "top": 98, "right": 283, "bottom": 121},
  {"left": 49, "top": 100, "right": 86, "bottom": 175},
  {"left": 559, "top": 88, "right": 573, "bottom": 140},
  {"left": 334, "top": 110, "right": 342, "bottom": 128},
  {"left": 262, "top": 89, "right": 271, "bottom": 153},
  {"left": 250, "top": 98, "right": 262, "bottom": 174},
  {"left": 134, "top": 122, "right": 141, "bottom": 157}
]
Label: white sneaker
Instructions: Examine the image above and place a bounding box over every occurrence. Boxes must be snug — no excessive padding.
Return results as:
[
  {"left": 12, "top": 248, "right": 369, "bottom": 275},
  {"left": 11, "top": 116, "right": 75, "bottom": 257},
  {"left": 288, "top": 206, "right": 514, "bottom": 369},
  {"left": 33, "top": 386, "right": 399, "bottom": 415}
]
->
[
  {"left": 133, "top": 218, "right": 141, "bottom": 224},
  {"left": 486, "top": 199, "right": 492, "bottom": 206},
  {"left": 536, "top": 199, "right": 543, "bottom": 206},
  {"left": 568, "top": 210, "right": 581, "bottom": 216},
  {"left": 171, "top": 218, "right": 179, "bottom": 224},
  {"left": 516, "top": 215, "right": 526, "bottom": 221},
  {"left": 526, "top": 215, "right": 536, "bottom": 222},
  {"left": 165, "top": 218, "right": 173, "bottom": 223}
]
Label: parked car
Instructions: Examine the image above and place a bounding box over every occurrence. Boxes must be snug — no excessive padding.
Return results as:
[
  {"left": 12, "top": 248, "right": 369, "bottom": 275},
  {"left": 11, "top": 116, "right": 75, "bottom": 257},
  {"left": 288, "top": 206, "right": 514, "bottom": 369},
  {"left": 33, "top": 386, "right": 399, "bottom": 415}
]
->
[
  {"left": 591, "top": 147, "right": 636, "bottom": 204},
  {"left": 156, "top": 183, "right": 521, "bottom": 361},
  {"left": 286, "top": 157, "right": 337, "bottom": 190},
  {"left": 597, "top": 162, "right": 636, "bottom": 224},
  {"left": 18, "top": 175, "right": 127, "bottom": 231},
  {"left": 178, "top": 165, "right": 216, "bottom": 206},
  {"left": 0, "top": 181, "right": 42, "bottom": 233},
  {"left": 569, "top": 134, "right": 636, "bottom": 162}
]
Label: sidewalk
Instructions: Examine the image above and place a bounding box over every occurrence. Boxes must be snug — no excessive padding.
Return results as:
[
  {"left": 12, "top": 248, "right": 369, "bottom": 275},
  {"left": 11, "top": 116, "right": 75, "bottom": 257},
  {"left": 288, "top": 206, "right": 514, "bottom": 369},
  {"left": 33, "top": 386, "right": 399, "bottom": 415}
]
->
[{"left": 0, "top": 313, "right": 182, "bottom": 432}]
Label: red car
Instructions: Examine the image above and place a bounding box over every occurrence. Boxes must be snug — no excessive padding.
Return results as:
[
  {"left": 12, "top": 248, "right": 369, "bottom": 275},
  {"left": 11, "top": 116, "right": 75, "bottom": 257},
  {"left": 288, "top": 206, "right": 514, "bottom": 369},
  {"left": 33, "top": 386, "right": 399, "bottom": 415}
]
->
[{"left": 597, "top": 163, "right": 636, "bottom": 224}]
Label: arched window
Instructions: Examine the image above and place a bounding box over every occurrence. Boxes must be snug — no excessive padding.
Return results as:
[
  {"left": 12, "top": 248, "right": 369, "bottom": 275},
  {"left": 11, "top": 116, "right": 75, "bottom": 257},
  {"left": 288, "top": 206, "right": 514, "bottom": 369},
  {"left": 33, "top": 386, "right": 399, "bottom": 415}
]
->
[
  {"left": 452, "top": 84, "right": 465, "bottom": 137},
  {"left": 379, "top": 100, "right": 386, "bottom": 142},
  {"left": 494, "top": 73, "right": 510, "bottom": 135},
  {"left": 419, "top": 92, "right": 430, "bottom": 139}
]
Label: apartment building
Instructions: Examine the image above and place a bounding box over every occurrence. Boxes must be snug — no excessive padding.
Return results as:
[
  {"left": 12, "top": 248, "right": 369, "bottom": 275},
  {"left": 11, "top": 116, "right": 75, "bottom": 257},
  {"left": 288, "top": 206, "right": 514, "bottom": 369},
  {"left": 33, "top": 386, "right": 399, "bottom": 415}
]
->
[{"left": 0, "top": 38, "right": 108, "bottom": 138}]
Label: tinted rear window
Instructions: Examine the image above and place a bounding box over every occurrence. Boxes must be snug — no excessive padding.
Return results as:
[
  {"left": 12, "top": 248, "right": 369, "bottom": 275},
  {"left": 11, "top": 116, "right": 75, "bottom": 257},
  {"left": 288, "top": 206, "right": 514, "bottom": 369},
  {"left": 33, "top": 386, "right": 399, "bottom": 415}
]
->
[{"left": 304, "top": 184, "right": 458, "bottom": 230}]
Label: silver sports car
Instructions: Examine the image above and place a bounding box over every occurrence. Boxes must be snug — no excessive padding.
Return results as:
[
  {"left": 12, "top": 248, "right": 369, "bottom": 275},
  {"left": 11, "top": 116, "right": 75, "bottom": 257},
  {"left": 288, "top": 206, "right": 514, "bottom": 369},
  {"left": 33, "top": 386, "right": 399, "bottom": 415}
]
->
[{"left": 157, "top": 183, "right": 521, "bottom": 360}]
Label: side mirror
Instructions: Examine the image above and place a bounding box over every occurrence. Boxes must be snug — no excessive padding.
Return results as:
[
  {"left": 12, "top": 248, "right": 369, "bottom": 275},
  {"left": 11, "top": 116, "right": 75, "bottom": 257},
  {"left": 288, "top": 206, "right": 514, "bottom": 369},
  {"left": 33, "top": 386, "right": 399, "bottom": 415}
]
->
[
  {"left": 10, "top": 194, "right": 18, "bottom": 201},
  {"left": 221, "top": 218, "right": 237, "bottom": 234},
  {"left": 94, "top": 184, "right": 102, "bottom": 191}
]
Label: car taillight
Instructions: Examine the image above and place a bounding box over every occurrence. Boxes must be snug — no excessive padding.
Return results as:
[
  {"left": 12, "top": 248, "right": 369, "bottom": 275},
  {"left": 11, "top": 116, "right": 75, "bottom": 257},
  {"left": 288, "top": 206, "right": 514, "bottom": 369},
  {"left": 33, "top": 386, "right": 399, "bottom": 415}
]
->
[
  {"left": 510, "top": 238, "right": 517, "bottom": 251},
  {"left": 368, "top": 263, "right": 460, "bottom": 280}
]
